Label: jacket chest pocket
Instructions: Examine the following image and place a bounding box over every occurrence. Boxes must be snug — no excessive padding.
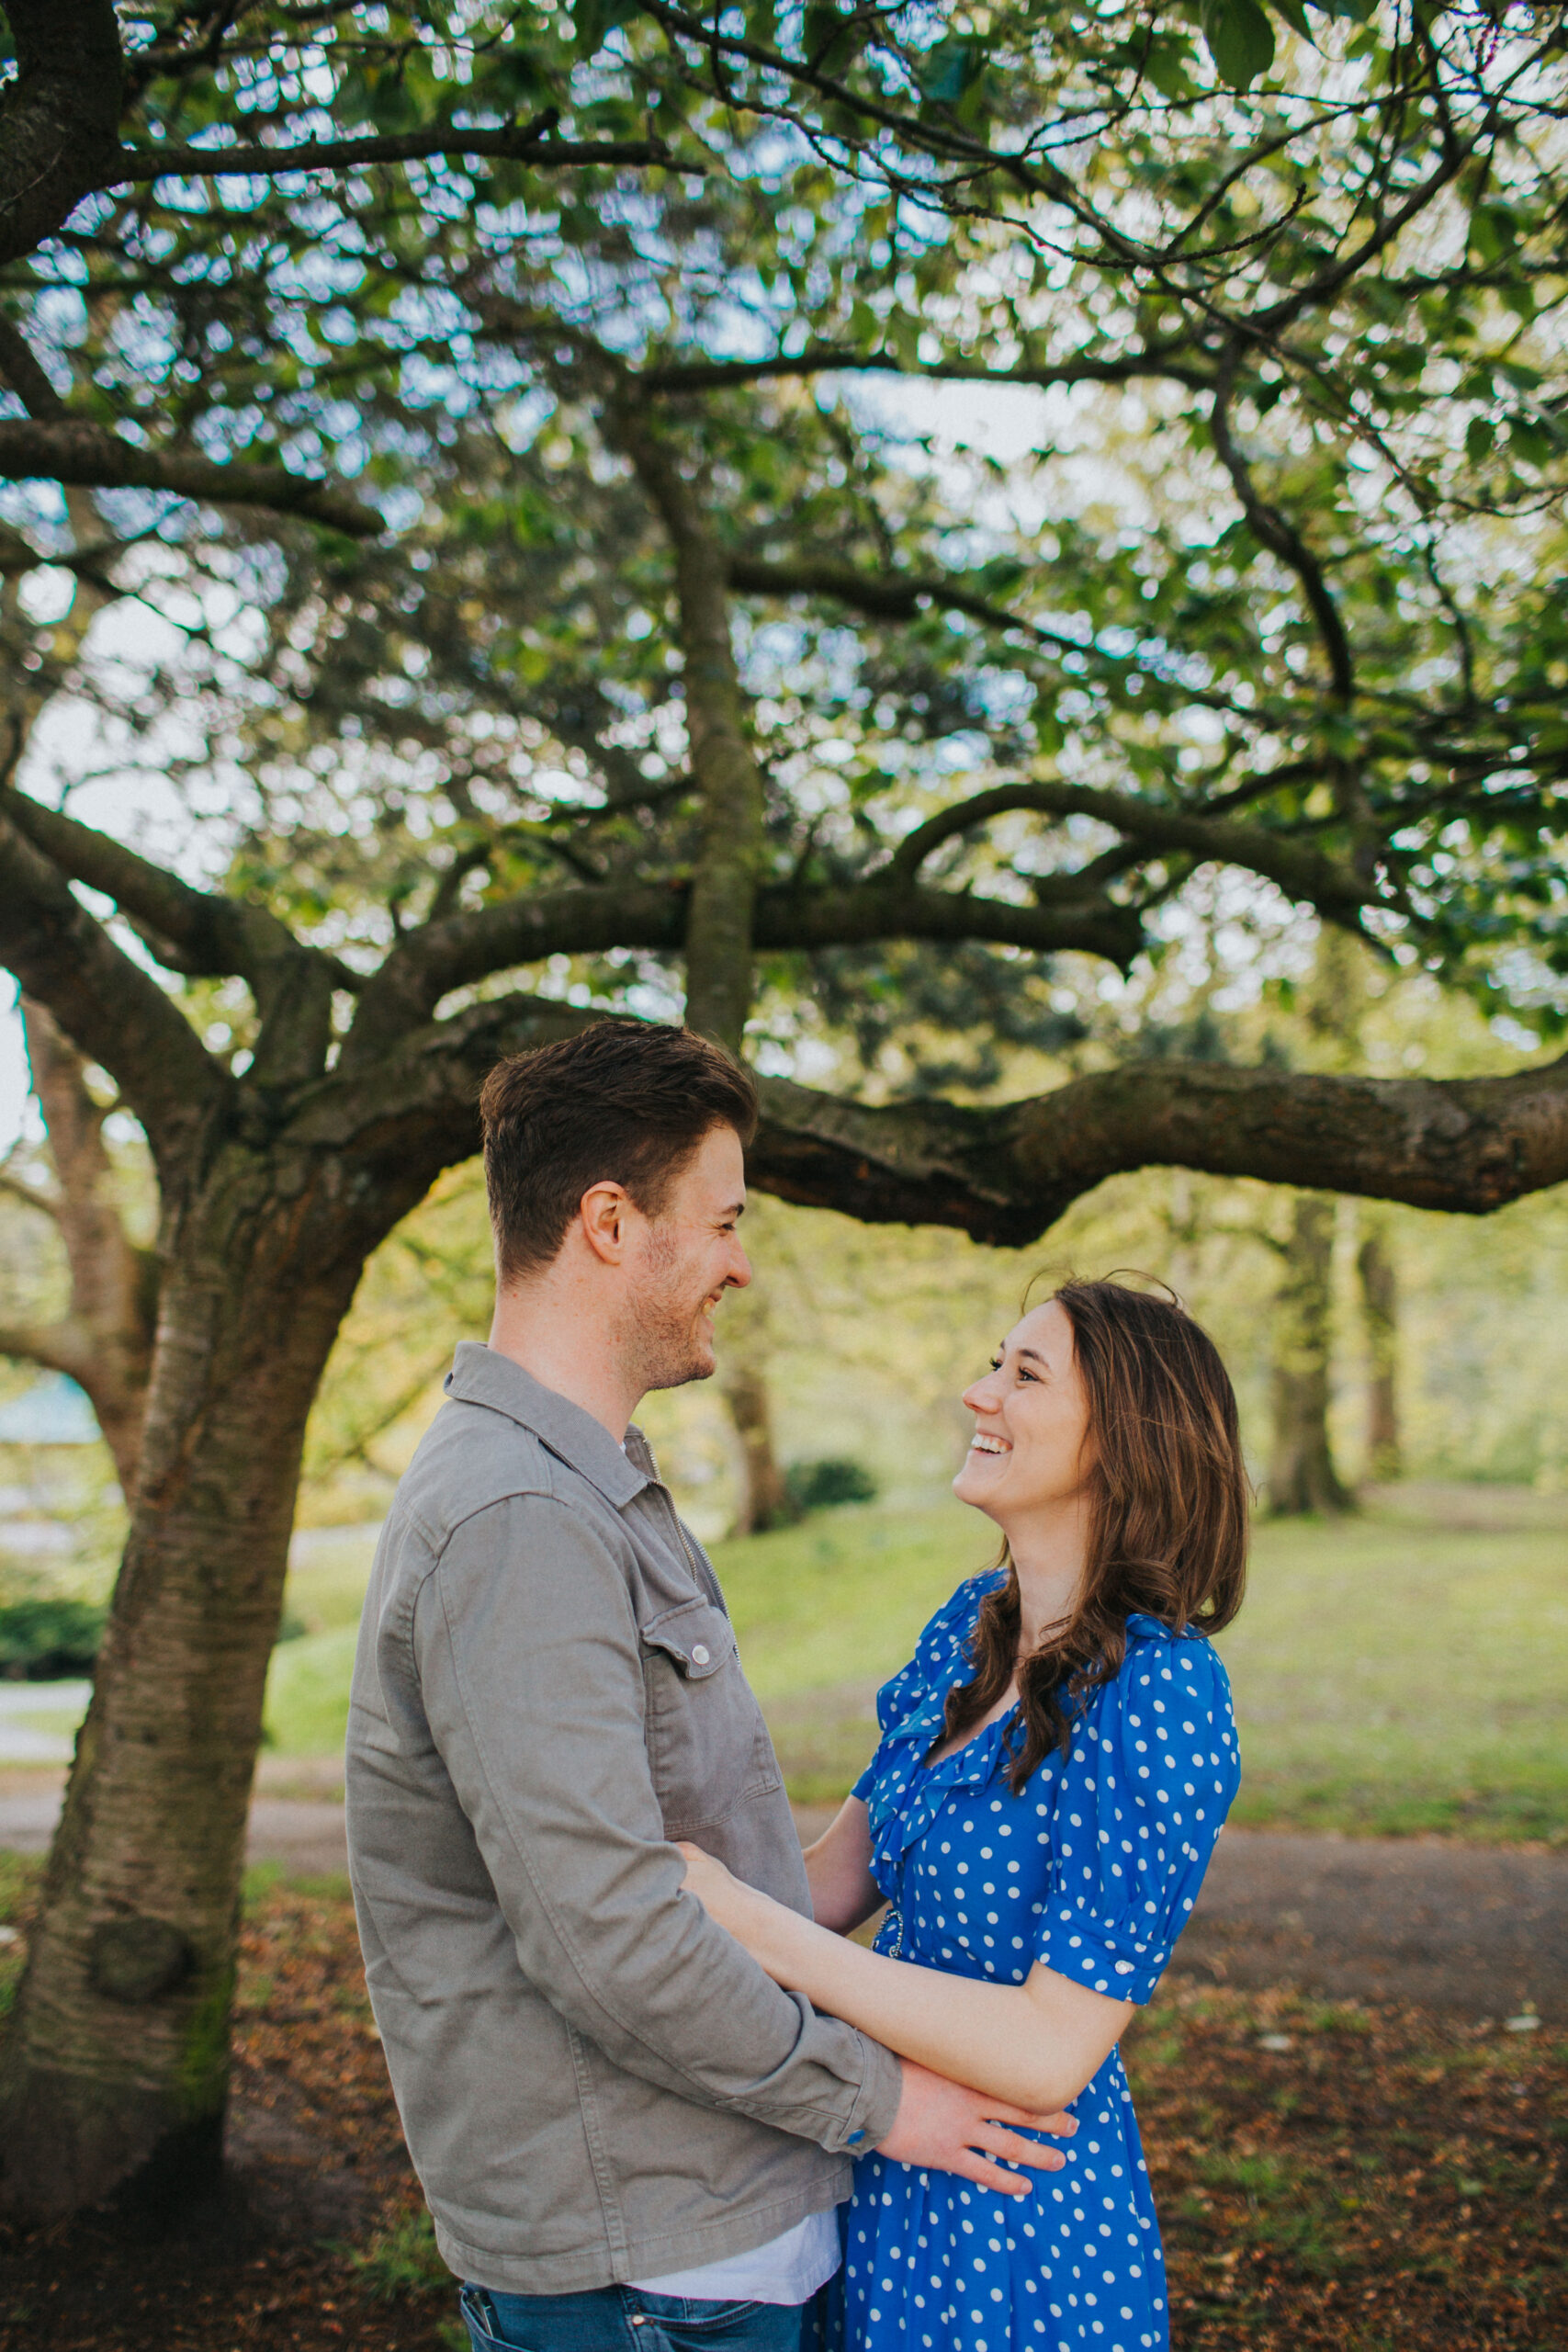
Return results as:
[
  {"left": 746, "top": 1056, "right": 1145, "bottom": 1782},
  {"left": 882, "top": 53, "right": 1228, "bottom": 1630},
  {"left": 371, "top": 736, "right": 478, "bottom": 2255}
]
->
[{"left": 639, "top": 1598, "right": 780, "bottom": 1835}]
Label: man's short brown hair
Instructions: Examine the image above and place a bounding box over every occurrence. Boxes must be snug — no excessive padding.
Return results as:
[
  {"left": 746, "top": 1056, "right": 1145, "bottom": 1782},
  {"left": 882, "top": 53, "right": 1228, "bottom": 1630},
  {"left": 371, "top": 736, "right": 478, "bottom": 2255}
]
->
[{"left": 479, "top": 1021, "right": 760, "bottom": 1283}]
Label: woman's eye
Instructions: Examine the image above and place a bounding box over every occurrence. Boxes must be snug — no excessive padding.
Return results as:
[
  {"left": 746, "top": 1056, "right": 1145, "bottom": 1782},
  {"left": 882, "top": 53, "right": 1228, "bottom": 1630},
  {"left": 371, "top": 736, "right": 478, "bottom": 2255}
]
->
[{"left": 987, "top": 1356, "right": 1002, "bottom": 1372}]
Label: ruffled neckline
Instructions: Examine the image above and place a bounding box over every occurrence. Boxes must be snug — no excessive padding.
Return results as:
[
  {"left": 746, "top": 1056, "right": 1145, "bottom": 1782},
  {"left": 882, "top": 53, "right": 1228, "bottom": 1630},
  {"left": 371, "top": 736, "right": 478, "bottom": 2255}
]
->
[
  {"left": 857, "top": 1598, "right": 1183, "bottom": 1899},
  {"left": 859, "top": 1602, "right": 1026, "bottom": 1895}
]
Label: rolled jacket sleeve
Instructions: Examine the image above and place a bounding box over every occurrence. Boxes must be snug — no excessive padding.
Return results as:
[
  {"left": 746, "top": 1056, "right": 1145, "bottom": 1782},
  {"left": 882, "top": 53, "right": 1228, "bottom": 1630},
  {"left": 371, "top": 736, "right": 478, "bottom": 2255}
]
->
[{"left": 412, "top": 1491, "right": 901, "bottom": 2154}]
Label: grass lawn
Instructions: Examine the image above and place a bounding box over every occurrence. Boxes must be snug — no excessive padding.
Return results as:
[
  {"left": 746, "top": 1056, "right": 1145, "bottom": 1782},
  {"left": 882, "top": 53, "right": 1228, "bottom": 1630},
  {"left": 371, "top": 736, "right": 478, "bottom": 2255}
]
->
[{"left": 265, "top": 1483, "right": 1568, "bottom": 1843}]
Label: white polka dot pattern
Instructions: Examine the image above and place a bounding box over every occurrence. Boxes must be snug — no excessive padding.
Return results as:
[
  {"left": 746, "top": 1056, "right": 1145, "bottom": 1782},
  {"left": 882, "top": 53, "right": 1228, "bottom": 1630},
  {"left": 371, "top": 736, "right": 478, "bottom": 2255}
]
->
[{"left": 838, "top": 1578, "right": 1241, "bottom": 2352}]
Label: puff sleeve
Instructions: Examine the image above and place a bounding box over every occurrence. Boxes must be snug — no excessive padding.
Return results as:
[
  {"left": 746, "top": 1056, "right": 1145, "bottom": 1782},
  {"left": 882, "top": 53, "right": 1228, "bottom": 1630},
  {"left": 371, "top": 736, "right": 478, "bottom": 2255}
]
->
[{"left": 1032, "top": 1624, "right": 1240, "bottom": 2003}]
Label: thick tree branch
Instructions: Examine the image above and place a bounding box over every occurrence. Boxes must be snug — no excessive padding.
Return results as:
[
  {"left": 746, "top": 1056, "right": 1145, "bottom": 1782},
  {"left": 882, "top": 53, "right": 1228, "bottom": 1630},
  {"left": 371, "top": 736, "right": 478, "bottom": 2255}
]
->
[
  {"left": 0, "top": 2, "right": 123, "bottom": 269},
  {"left": 471, "top": 295, "right": 767, "bottom": 1046},
  {"left": 308, "top": 996, "right": 1568, "bottom": 1253},
  {"left": 0, "top": 1316, "right": 95, "bottom": 1384},
  {"left": 344, "top": 869, "right": 1142, "bottom": 1066},
  {"left": 0, "top": 811, "right": 225, "bottom": 1170},
  {"left": 886, "top": 780, "right": 1379, "bottom": 926},
  {"left": 106, "top": 128, "right": 672, "bottom": 187},
  {"left": 0, "top": 314, "right": 66, "bottom": 418},
  {"left": 752, "top": 881, "right": 1143, "bottom": 965},
  {"left": 724, "top": 554, "right": 1244, "bottom": 716},
  {"left": 6, "top": 789, "right": 259, "bottom": 973},
  {"left": 644, "top": 342, "right": 1215, "bottom": 395},
  {"left": 0, "top": 420, "right": 377, "bottom": 536},
  {"left": 3, "top": 792, "right": 344, "bottom": 1087},
  {"left": 283, "top": 994, "right": 614, "bottom": 1192},
  {"left": 748, "top": 1054, "right": 1568, "bottom": 1247},
  {"left": 728, "top": 552, "right": 1092, "bottom": 659},
  {"left": 343, "top": 882, "right": 689, "bottom": 1065},
  {"left": 607, "top": 403, "right": 764, "bottom": 1050}
]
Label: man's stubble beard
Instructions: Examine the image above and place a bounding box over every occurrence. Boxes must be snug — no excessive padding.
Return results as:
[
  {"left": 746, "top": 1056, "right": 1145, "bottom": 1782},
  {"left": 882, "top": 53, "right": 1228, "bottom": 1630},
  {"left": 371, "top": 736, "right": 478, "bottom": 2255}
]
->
[{"left": 624, "top": 1226, "right": 716, "bottom": 1396}]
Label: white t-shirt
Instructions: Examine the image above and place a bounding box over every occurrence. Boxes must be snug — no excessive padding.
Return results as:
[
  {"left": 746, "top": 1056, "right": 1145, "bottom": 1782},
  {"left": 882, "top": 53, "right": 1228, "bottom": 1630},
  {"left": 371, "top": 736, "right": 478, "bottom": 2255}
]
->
[{"left": 630, "top": 2207, "right": 841, "bottom": 2306}]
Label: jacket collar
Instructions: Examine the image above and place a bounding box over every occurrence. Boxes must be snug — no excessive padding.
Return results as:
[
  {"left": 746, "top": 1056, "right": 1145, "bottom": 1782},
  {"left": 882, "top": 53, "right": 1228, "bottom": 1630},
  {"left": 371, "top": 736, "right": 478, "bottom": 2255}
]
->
[{"left": 444, "top": 1341, "right": 652, "bottom": 1510}]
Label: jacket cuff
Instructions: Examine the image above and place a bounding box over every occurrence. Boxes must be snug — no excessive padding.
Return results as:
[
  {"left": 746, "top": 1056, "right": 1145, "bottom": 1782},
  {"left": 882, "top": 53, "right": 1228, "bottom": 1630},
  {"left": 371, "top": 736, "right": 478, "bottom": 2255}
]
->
[{"left": 823, "top": 2030, "right": 903, "bottom": 2156}]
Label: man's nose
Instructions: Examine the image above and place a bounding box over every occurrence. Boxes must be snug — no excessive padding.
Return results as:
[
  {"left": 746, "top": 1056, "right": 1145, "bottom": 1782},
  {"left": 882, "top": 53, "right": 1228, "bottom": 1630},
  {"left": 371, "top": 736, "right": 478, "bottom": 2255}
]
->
[{"left": 728, "top": 1245, "right": 753, "bottom": 1290}]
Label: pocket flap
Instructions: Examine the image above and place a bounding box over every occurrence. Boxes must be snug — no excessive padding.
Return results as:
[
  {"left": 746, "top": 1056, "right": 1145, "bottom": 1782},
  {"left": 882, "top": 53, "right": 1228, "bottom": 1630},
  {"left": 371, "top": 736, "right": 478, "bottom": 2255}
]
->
[{"left": 639, "top": 1599, "right": 736, "bottom": 1680}]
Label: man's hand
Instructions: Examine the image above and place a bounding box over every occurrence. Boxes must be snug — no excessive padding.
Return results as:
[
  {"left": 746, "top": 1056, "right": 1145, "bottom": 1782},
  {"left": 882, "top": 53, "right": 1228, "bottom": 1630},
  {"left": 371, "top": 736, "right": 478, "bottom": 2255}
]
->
[{"left": 875, "top": 2058, "right": 1077, "bottom": 2197}]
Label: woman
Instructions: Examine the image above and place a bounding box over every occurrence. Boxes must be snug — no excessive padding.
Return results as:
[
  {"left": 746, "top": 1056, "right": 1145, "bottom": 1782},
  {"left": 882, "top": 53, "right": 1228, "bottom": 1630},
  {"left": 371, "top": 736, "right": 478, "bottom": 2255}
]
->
[{"left": 679, "top": 1277, "right": 1247, "bottom": 2352}]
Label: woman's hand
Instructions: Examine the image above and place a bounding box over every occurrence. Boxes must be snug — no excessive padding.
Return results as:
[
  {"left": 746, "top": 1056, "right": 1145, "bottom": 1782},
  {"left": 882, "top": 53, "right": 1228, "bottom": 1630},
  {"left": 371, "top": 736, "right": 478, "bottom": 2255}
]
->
[
  {"left": 675, "top": 1840, "right": 794, "bottom": 1962},
  {"left": 675, "top": 1839, "right": 742, "bottom": 1919}
]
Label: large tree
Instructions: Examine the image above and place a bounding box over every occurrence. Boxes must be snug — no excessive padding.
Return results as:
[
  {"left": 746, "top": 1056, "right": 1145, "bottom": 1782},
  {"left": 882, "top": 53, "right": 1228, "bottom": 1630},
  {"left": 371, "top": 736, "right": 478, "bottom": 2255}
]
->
[{"left": 2, "top": 0, "right": 1568, "bottom": 2221}]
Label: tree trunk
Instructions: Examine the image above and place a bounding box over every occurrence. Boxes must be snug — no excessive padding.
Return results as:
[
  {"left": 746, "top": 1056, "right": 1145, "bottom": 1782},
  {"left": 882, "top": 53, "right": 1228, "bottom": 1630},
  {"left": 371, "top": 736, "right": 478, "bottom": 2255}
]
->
[
  {"left": 721, "top": 1357, "right": 797, "bottom": 1536},
  {"left": 1268, "top": 1192, "right": 1355, "bottom": 1516},
  {"left": 0, "top": 1136, "right": 398, "bottom": 2217},
  {"left": 1357, "top": 1217, "right": 1401, "bottom": 1483}
]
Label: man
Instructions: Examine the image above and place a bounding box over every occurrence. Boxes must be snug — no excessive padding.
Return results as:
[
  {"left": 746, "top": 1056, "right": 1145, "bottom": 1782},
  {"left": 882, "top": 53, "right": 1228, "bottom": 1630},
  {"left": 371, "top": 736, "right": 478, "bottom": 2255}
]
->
[{"left": 345, "top": 1021, "right": 1066, "bottom": 2352}]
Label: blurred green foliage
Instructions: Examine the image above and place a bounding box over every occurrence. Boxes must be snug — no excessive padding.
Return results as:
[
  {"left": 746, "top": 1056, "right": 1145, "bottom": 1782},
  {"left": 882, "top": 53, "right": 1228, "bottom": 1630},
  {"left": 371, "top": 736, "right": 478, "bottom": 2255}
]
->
[
  {"left": 784, "top": 1457, "right": 880, "bottom": 1514},
  {"left": 0, "top": 1596, "right": 104, "bottom": 1681}
]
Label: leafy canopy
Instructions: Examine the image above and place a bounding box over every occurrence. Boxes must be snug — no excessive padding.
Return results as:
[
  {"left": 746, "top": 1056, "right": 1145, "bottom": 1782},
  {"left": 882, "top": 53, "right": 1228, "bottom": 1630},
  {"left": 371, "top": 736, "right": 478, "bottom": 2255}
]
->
[{"left": 2, "top": 0, "right": 1564, "bottom": 1069}]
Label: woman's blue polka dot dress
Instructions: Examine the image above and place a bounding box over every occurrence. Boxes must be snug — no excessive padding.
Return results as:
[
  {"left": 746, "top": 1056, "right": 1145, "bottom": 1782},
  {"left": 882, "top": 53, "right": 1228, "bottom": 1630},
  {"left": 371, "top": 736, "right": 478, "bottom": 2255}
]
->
[{"left": 838, "top": 1576, "right": 1240, "bottom": 2352}]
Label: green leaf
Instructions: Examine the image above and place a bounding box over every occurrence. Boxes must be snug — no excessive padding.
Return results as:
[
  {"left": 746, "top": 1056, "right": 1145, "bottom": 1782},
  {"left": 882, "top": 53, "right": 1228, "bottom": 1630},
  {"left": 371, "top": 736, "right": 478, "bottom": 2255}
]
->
[
  {"left": 1470, "top": 204, "right": 1519, "bottom": 268},
  {"left": 1465, "top": 417, "right": 1495, "bottom": 465},
  {"left": 916, "top": 36, "right": 986, "bottom": 106},
  {"left": 1269, "top": 0, "right": 1315, "bottom": 38},
  {"left": 1201, "top": 0, "right": 1276, "bottom": 87},
  {"left": 573, "top": 0, "right": 643, "bottom": 60}
]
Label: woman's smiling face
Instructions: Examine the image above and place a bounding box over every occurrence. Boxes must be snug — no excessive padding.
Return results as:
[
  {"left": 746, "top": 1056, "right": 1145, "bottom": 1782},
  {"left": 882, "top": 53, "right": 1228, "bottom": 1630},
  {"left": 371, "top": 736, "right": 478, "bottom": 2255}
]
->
[{"left": 952, "top": 1299, "right": 1096, "bottom": 1530}]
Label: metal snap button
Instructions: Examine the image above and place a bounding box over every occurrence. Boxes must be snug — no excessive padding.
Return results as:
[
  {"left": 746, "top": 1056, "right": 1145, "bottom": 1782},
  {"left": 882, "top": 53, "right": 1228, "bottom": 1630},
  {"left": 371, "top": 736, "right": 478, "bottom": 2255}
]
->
[{"left": 691, "top": 1643, "right": 710, "bottom": 1665}]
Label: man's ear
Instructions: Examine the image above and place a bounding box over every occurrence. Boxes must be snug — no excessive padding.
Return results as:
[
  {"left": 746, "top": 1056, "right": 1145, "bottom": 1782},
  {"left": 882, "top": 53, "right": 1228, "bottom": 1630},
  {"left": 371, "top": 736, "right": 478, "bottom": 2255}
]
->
[{"left": 579, "top": 1180, "right": 633, "bottom": 1268}]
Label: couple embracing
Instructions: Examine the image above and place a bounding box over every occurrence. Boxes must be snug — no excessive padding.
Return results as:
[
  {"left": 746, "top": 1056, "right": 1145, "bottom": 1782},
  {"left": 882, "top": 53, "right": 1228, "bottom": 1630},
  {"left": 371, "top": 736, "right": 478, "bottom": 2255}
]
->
[{"left": 345, "top": 1020, "right": 1247, "bottom": 2352}]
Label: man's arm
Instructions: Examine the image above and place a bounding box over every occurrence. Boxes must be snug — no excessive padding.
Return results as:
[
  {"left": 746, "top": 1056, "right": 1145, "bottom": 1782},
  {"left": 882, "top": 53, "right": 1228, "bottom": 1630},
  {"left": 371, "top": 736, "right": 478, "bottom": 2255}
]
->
[{"left": 414, "top": 1491, "right": 899, "bottom": 2152}]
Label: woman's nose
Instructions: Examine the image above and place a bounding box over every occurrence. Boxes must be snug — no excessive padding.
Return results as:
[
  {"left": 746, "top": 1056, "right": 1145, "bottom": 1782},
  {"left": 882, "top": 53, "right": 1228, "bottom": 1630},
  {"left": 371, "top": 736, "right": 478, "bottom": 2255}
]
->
[{"left": 962, "top": 1374, "right": 1001, "bottom": 1413}]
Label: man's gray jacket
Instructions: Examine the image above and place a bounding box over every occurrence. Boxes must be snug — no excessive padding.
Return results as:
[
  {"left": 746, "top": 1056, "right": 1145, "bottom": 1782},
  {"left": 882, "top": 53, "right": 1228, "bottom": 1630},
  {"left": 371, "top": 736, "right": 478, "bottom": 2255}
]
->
[{"left": 344, "top": 1342, "right": 902, "bottom": 2294}]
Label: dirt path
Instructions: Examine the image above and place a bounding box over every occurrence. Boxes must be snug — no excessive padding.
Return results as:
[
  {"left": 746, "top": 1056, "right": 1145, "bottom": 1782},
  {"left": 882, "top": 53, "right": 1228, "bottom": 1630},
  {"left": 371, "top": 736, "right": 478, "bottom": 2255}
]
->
[
  {"left": 5, "top": 1776, "right": 1562, "bottom": 2018},
  {"left": 800, "top": 1805, "right": 1568, "bottom": 2020}
]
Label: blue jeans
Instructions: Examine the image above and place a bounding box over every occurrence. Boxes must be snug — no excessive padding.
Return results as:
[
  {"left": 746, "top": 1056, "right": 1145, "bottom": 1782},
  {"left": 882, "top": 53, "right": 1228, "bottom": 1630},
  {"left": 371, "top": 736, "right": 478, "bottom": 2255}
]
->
[{"left": 458, "top": 2279, "right": 829, "bottom": 2352}]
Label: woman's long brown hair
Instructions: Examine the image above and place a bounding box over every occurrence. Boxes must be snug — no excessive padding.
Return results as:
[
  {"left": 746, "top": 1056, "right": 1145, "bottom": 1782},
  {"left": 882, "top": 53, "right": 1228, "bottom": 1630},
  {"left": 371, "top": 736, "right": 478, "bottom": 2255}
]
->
[{"left": 941, "top": 1275, "right": 1250, "bottom": 1792}]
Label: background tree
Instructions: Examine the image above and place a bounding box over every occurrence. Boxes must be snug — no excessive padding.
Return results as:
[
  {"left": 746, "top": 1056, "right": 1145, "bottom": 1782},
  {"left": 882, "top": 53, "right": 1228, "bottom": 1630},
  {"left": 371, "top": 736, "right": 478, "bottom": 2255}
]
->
[
  {"left": 3, "top": 0, "right": 1568, "bottom": 2225},
  {"left": 1357, "top": 1211, "right": 1403, "bottom": 1481},
  {"left": 720, "top": 1339, "right": 799, "bottom": 1536},
  {"left": 1268, "top": 1190, "right": 1355, "bottom": 1513}
]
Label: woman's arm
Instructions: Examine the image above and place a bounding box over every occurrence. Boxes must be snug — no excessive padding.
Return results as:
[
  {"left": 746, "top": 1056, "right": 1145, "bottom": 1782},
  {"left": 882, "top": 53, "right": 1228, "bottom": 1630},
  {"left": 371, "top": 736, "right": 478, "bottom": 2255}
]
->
[
  {"left": 801, "top": 1796, "right": 885, "bottom": 1935},
  {"left": 679, "top": 1844, "right": 1131, "bottom": 2114}
]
